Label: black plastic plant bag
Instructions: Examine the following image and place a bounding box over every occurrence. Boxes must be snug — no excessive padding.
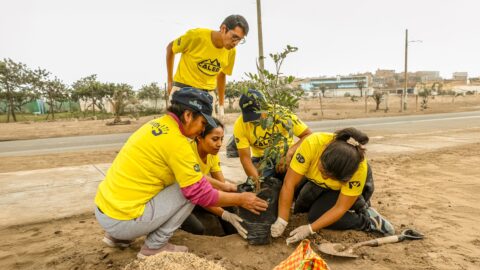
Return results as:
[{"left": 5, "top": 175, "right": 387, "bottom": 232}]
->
[{"left": 237, "top": 177, "right": 282, "bottom": 245}]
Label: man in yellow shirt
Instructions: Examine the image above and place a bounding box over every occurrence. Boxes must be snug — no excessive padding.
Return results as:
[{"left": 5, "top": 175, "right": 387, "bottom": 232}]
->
[
  {"left": 233, "top": 89, "right": 312, "bottom": 181},
  {"left": 166, "top": 14, "right": 249, "bottom": 119},
  {"left": 94, "top": 88, "right": 267, "bottom": 259}
]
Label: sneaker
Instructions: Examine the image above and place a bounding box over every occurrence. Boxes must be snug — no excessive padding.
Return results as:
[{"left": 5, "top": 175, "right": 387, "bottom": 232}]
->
[
  {"left": 137, "top": 243, "right": 188, "bottom": 259},
  {"left": 102, "top": 233, "right": 133, "bottom": 248},
  {"left": 366, "top": 207, "right": 395, "bottom": 235}
]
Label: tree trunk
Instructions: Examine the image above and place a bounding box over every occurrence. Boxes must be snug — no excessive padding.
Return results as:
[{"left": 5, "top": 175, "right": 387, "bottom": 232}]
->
[
  {"left": 364, "top": 93, "right": 368, "bottom": 114},
  {"left": 319, "top": 95, "right": 324, "bottom": 118},
  {"left": 9, "top": 99, "right": 17, "bottom": 122}
]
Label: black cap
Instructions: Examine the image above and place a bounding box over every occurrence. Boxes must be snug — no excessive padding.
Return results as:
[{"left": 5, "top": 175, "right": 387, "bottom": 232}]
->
[
  {"left": 172, "top": 87, "right": 217, "bottom": 128},
  {"left": 239, "top": 89, "right": 264, "bottom": 122}
]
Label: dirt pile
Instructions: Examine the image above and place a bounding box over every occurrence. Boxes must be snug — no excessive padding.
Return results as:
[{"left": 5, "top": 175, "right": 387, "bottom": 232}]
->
[{"left": 124, "top": 252, "right": 226, "bottom": 270}]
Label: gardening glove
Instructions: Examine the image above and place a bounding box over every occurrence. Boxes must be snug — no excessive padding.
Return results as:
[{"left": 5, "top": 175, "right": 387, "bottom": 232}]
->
[
  {"left": 286, "top": 224, "right": 315, "bottom": 245},
  {"left": 218, "top": 105, "right": 225, "bottom": 120},
  {"left": 221, "top": 210, "right": 248, "bottom": 239},
  {"left": 271, "top": 217, "right": 288, "bottom": 237}
]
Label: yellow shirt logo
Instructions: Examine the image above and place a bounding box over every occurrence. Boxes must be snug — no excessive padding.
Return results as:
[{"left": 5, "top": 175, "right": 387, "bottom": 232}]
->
[{"left": 197, "top": 59, "right": 221, "bottom": 76}]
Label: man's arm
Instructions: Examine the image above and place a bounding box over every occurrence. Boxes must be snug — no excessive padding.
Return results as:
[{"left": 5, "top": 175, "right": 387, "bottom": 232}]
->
[
  {"left": 216, "top": 72, "right": 226, "bottom": 106},
  {"left": 166, "top": 41, "right": 175, "bottom": 94},
  {"left": 238, "top": 147, "right": 259, "bottom": 179},
  {"left": 277, "top": 128, "right": 312, "bottom": 173}
]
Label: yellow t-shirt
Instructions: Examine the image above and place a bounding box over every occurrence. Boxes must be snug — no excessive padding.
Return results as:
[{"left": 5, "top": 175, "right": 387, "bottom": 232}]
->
[
  {"left": 233, "top": 112, "right": 308, "bottom": 158},
  {"left": 172, "top": 28, "right": 236, "bottom": 90},
  {"left": 289, "top": 133, "right": 368, "bottom": 197},
  {"left": 190, "top": 141, "right": 222, "bottom": 175},
  {"left": 95, "top": 115, "right": 203, "bottom": 220}
]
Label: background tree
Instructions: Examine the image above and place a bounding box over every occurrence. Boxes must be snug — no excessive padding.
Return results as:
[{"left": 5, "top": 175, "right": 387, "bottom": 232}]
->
[
  {"left": 31, "top": 68, "right": 69, "bottom": 120},
  {"left": 0, "top": 59, "right": 36, "bottom": 122},
  {"left": 104, "top": 83, "right": 135, "bottom": 124},
  {"left": 72, "top": 75, "right": 105, "bottom": 117},
  {"left": 137, "top": 82, "right": 163, "bottom": 113},
  {"left": 372, "top": 90, "right": 385, "bottom": 111},
  {"left": 418, "top": 83, "right": 431, "bottom": 110},
  {"left": 356, "top": 80, "right": 365, "bottom": 97},
  {"left": 319, "top": 85, "right": 327, "bottom": 98},
  {"left": 225, "top": 81, "right": 243, "bottom": 110}
]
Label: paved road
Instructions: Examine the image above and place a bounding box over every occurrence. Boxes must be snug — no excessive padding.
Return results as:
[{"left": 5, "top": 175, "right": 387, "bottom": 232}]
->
[{"left": 1, "top": 110, "right": 479, "bottom": 157}]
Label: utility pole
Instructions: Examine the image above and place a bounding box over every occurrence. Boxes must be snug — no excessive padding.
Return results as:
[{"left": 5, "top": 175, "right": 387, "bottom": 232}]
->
[
  {"left": 256, "top": 0, "right": 265, "bottom": 76},
  {"left": 402, "top": 29, "right": 408, "bottom": 112}
]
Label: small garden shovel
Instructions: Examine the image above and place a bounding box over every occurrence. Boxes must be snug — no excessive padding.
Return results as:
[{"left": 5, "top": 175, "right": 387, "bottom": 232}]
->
[{"left": 317, "top": 229, "right": 424, "bottom": 258}]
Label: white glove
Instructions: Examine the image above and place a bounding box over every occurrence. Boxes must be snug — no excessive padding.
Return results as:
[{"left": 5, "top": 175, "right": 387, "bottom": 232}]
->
[
  {"left": 271, "top": 217, "right": 288, "bottom": 237},
  {"left": 221, "top": 210, "right": 247, "bottom": 239},
  {"left": 218, "top": 105, "right": 225, "bottom": 119},
  {"left": 286, "top": 224, "right": 315, "bottom": 245}
]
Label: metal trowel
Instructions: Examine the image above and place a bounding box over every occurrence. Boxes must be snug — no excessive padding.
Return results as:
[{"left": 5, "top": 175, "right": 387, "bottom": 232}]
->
[{"left": 317, "top": 229, "right": 424, "bottom": 258}]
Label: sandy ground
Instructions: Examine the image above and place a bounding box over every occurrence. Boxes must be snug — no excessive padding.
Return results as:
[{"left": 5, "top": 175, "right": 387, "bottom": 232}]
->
[
  {"left": 1, "top": 143, "right": 480, "bottom": 270},
  {"left": 1, "top": 94, "right": 480, "bottom": 269},
  {"left": 1, "top": 95, "right": 479, "bottom": 141}
]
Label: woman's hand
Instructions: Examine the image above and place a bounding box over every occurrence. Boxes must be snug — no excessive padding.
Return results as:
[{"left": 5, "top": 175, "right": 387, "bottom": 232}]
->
[
  {"left": 221, "top": 211, "right": 247, "bottom": 239},
  {"left": 240, "top": 192, "right": 268, "bottom": 215},
  {"left": 286, "top": 224, "right": 315, "bottom": 245},
  {"left": 223, "top": 182, "right": 238, "bottom": 192},
  {"left": 271, "top": 217, "right": 288, "bottom": 237}
]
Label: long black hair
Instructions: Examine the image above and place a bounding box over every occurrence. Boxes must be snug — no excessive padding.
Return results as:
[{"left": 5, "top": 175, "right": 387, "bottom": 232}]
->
[{"left": 320, "top": 127, "right": 369, "bottom": 182}]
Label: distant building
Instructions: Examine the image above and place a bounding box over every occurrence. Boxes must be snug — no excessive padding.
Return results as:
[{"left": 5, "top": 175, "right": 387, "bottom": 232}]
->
[
  {"left": 453, "top": 72, "right": 468, "bottom": 83},
  {"left": 301, "top": 75, "right": 372, "bottom": 97},
  {"left": 415, "top": 71, "right": 442, "bottom": 82}
]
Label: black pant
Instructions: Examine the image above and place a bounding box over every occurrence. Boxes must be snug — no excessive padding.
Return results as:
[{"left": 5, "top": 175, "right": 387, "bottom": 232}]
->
[
  {"left": 294, "top": 164, "right": 374, "bottom": 231},
  {"left": 181, "top": 206, "right": 237, "bottom": 236}
]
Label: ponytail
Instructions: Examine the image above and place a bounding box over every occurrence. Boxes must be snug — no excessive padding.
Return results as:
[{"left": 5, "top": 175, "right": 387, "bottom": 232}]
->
[{"left": 320, "top": 127, "right": 369, "bottom": 182}]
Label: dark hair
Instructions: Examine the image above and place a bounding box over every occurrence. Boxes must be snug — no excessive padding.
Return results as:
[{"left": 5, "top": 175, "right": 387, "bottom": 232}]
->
[
  {"left": 199, "top": 117, "right": 224, "bottom": 138},
  {"left": 167, "top": 102, "right": 202, "bottom": 124},
  {"left": 320, "top": 127, "right": 369, "bottom": 182},
  {"left": 222, "top": 15, "right": 249, "bottom": 35}
]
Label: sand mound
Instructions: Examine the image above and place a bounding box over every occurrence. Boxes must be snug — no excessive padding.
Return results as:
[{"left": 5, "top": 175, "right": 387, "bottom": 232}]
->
[{"left": 124, "top": 252, "right": 226, "bottom": 270}]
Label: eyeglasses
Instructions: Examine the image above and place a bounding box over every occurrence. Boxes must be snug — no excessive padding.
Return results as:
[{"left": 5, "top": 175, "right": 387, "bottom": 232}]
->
[{"left": 229, "top": 29, "right": 246, "bottom": 44}]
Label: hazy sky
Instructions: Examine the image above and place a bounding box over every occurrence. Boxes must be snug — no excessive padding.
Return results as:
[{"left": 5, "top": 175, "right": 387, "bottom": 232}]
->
[{"left": 1, "top": 0, "right": 479, "bottom": 89}]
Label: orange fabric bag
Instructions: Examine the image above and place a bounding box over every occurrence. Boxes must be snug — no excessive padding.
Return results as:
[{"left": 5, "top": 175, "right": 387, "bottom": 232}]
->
[{"left": 273, "top": 239, "right": 330, "bottom": 270}]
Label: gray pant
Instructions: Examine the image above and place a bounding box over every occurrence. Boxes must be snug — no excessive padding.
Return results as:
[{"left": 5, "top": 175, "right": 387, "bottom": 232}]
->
[{"left": 95, "top": 183, "right": 194, "bottom": 249}]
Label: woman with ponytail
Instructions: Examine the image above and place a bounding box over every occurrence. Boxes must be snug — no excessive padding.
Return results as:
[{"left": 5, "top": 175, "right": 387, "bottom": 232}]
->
[{"left": 270, "top": 128, "right": 395, "bottom": 245}]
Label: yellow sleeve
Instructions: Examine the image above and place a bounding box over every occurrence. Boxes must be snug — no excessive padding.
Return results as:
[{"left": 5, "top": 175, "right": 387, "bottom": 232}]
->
[
  {"left": 289, "top": 136, "right": 313, "bottom": 176},
  {"left": 209, "top": 154, "right": 222, "bottom": 173},
  {"left": 168, "top": 139, "right": 204, "bottom": 188},
  {"left": 290, "top": 113, "right": 308, "bottom": 137},
  {"left": 233, "top": 118, "right": 250, "bottom": 150},
  {"left": 172, "top": 29, "right": 196, "bottom": 54},
  {"left": 222, "top": 49, "right": 236, "bottom": 75},
  {"left": 340, "top": 159, "right": 368, "bottom": 196}
]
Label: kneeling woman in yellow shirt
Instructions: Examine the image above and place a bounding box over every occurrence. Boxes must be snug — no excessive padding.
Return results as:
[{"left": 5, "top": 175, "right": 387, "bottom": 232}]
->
[
  {"left": 270, "top": 128, "right": 395, "bottom": 245},
  {"left": 181, "top": 118, "right": 247, "bottom": 238}
]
